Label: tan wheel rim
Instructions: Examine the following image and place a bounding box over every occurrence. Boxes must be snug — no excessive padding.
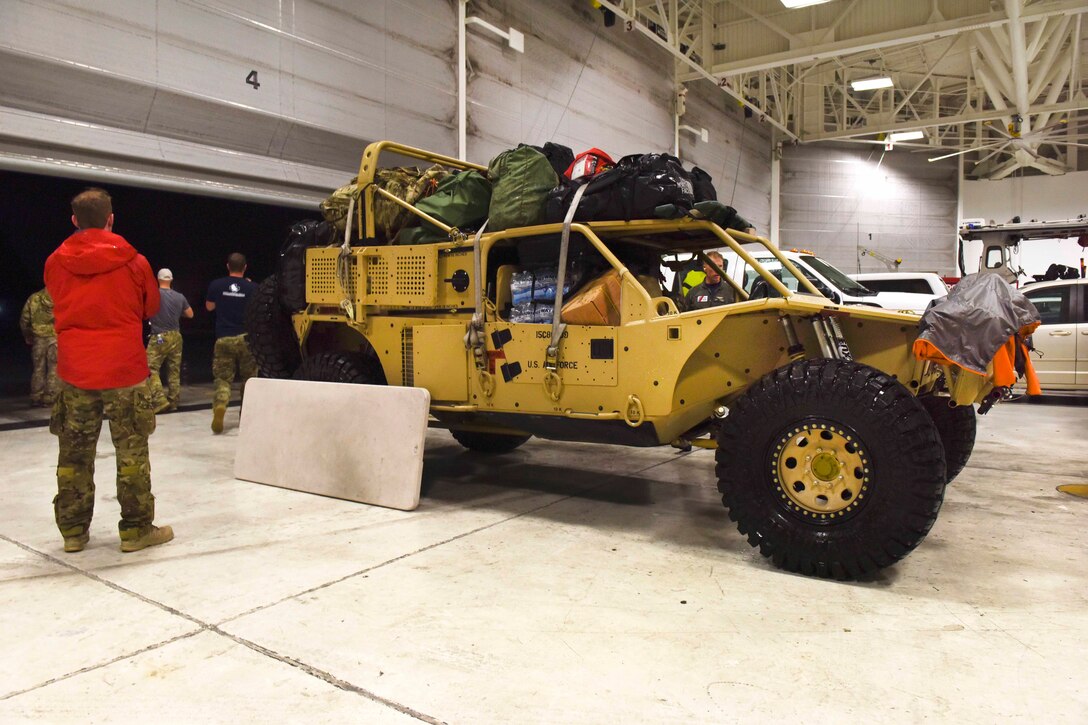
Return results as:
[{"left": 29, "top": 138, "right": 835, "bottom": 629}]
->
[{"left": 772, "top": 421, "right": 871, "bottom": 520}]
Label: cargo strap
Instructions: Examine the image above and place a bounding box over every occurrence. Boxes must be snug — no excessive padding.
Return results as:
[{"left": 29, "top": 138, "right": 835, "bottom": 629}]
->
[
  {"left": 464, "top": 221, "right": 490, "bottom": 373},
  {"left": 545, "top": 182, "right": 589, "bottom": 372},
  {"left": 337, "top": 193, "right": 357, "bottom": 321}
]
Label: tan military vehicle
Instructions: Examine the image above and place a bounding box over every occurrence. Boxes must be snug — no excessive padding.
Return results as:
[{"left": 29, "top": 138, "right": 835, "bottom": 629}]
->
[{"left": 248, "top": 141, "right": 996, "bottom": 579}]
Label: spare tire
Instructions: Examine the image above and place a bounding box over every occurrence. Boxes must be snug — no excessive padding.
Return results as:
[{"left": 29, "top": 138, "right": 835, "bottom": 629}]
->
[{"left": 245, "top": 275, "right": 301, "bottom": 379}]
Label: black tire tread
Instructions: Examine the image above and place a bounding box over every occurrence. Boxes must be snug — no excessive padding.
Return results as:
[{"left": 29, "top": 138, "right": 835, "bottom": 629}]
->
[
  {"left": 245, "top": 275, "right": 301, "bottom": 379},
  {"left": 294, "top": 351, "right": 383, "bottom": 385},
  {"left": 919, "top": 396, "right": 976, "bottom": 483},
  {"left": 715, "top": 359, "right": 947, "bottom": 579}
]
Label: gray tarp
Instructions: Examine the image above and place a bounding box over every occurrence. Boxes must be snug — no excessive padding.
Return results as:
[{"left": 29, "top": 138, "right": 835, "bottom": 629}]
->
[{"left": 916, "top": 273, "right": 1040, "bottom": 374}]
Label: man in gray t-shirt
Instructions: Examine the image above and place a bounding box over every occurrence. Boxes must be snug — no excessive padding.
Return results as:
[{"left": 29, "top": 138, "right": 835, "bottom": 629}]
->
[{"left": 146, "top": 268, "right": 193, "bottom": 412}]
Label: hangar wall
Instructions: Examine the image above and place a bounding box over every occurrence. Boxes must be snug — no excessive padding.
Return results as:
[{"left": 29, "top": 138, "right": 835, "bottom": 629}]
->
[
  {"left": 0, "top": 0, "right": 770, "bottom": 223},
  {"left": 778, "top": 144, "right": 959, "bottom": 275}
]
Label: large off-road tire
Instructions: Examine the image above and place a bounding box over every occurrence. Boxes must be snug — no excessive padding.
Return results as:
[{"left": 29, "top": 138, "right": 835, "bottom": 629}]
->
[
  {"left": 715, "top": 359, "right": 947, "bottom": 579},
  {"left": 449, "top": 430, "right": 531, "bottom": 453},
  {"left": 293, "top": 351, "right": 384, "bottom": 385},
  {"left": 245, "top": 275, "right": 301, "bottom": 379},
  {"left": 919, "top": 396, "right": 976, "bottom": 483}
]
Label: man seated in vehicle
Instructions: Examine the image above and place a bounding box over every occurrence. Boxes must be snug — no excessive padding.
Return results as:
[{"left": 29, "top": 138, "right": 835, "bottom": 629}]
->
[{"left": 681, "top": 251, "right": 734, "bottom": 310}]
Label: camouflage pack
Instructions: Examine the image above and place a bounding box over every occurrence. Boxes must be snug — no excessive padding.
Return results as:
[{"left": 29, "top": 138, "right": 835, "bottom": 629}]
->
[{"left": 320, "top": 165, "right": 450, "bottom": 243}]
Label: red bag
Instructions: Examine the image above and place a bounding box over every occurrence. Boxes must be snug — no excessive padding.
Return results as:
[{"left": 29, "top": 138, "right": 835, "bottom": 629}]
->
[{"left": 565, "top": 148, "right": 615, "bottom": 180}]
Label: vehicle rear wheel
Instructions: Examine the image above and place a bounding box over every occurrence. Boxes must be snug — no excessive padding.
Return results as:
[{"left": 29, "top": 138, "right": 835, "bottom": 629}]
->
[
  {"left": 919, "top": 396, "right": 976, "bottom": 483},
  {"left": 449, "top": 429, "right": 531, "bottom": 453},
  {"left": 245, "top": 275, "right": 301, "bottom": 379},
  {"left": 294, "top": 351, "right": 384, "bottom": 385},
  {"left": 715, "top": 359, "right": 947, "bottom": 579}
]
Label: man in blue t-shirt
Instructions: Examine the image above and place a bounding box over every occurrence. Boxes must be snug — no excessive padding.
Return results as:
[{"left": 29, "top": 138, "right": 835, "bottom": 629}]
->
[{"left": 205, "top": 252, "right": 258, "bottom": 434}]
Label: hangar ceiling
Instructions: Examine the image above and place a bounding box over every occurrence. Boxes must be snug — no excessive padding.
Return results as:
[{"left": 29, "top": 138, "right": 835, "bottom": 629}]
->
[{"left": 598, "top": 0, "right": 1088, "bottom": 178}]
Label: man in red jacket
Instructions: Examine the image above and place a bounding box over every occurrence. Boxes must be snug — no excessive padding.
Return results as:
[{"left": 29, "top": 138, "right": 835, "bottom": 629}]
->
[{"left": 44, "top": 188, "right": 174, "bottom": 553}]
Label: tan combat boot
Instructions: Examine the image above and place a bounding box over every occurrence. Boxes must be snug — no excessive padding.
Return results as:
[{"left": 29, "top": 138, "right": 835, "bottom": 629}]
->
[
  {"left": 120, "top": 525, "right": 174, "bottom": 553},
  {"left": 63, "top": 531, "right": 90, "bottom": 553},
  {"left": 211, "top": 404, "right": 226, "bottom": 434}
]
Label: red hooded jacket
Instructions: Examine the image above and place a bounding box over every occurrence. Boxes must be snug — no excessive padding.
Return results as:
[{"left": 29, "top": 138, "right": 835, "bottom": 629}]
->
[{"left": 44, "top": 228, "right": 159, "bottom": 390}]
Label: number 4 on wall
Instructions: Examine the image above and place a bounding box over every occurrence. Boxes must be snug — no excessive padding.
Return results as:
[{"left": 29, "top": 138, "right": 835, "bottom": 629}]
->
[{"left": 246, "top": 70, "right": 260, "bottom": 90}]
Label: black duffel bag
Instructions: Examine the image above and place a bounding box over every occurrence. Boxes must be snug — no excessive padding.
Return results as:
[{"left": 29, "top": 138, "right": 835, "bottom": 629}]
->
[{"left": 543, "top": 152, "right": 695, "bottom": 224}]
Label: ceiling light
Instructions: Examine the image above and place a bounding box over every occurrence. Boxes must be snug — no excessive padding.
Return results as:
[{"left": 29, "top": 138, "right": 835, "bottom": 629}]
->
[
  {"left": 780, "top": 0, "right": 833, "bottom": 8},
  {"left": 889, "top": 131, "right": 925, "bottom": 142},
  {"left": 851, "top": 77, "right": 894, "bottom": 92}
]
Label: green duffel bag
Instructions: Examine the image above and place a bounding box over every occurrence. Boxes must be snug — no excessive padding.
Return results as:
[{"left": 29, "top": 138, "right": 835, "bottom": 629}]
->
[
  {"left": 487, "top": 145, "right": 559, "bottom": 231},
  {"left": 400, "top": 170, "right": 492, "bottom": 244}
]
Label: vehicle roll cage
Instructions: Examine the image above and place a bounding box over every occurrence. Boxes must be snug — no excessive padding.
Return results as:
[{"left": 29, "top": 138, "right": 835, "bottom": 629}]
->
[{"left": 349, "top": 140, "right": 825, "bottom": 307}]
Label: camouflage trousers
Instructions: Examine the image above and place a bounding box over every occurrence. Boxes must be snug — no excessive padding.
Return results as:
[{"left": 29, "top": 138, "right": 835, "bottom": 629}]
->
[
  {"left": 212, "top": 334, "right": 257, "bottom": 407},
  {"left": 50, "top": 380, "right": 157, "bottom": 538},
  {"left": 147, "top": 330, "right": 184, "bottom": 408},
  {"left": 30, "top": 336, "right": 59, "bottom": 405}
]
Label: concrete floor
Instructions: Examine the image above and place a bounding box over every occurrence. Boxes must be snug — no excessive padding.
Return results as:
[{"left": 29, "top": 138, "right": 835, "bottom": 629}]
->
[{"left": 0, "top": 395, "right": 1085, "bottom": 723}]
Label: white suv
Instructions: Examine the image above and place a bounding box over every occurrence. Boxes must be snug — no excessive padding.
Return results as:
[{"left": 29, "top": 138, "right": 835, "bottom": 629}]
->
[{"left": 1020, "top": 278, "right": 1088, "bottom": 393}]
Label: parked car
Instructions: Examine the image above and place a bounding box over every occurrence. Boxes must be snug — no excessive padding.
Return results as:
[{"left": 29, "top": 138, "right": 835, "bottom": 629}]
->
[
  {"left": 1019, "top": 278, "right": 1088, "bottom": 394},
  {"left": 730, "top": 251, "right": 932, "bottom": 314},
  {"left": 852, "top": 272, "right": 949, "bottom": 296},
  {"left": 851, "top": 272, "right": 949, "bottom": 314}
]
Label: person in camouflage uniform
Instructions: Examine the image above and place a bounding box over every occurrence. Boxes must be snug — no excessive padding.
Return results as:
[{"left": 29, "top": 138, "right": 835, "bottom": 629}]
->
[
  {"left": 205, "top": 252, "right": 259, "bottom": 433},
  {"left": 45, "top": 187, "right": 173, "bottom": 553},
  {"left": 146, "top": 268, "right": 193, "bottom": 412},
  {"left": 19, "top": 287, "right": 59, "bottom": 406},
  {"left": 52, "top": 382, "right": 158, "bottom": 546}
]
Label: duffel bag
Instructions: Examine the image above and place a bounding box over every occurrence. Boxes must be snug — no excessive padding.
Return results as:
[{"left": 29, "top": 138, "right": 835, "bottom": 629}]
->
[
  {"left": 373, "top": 164, "right": 448, "bottom": 242},
  {"left": 396, "top": 170, "right": 492, "bottom": 244},
  {"left": 320, "top": 178, "right": 361, "bottom": 239},
  {"left": 488, "top": 145, "right": 559, "bottom": 232},
  {"left": 689, "top": 166, "right": 717, "bottom": 202},
  {"left": 543, "top": 152, "right": 695, "bottom": 224},
  {"left": 532, "top": 142, "right": 575, "bottom": 178}
]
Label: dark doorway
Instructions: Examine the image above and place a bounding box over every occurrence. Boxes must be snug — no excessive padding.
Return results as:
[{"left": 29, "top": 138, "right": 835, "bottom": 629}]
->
[{"left": 0, "top": 171, "right": 321, "bottom": 398}]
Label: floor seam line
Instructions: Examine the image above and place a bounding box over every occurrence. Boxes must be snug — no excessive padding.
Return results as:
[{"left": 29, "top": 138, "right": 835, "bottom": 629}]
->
[
  {"left": 0, "top": 533, "right": 441, "bottom": 720},
  {"left": 208, "top": 628, "right": 445, "bottom": 724},
  {"left": 0, "top": 533, "right": 212, "bottom": 630},
  {"left": 0, "top": 629, "right": 204, "bottom": 701},
  {"left": 217, "top": 467, "right": 650, "bottom": 626}
]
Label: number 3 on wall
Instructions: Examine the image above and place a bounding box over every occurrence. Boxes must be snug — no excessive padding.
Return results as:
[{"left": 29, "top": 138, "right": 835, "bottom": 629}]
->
[{"left": 246, "top": 70, "right": 260, "bottom": 90}]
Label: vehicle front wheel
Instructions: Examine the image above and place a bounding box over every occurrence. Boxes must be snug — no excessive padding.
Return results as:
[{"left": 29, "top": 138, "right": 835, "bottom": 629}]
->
[
  {"left": 715, "top": 359, "right": 947, "bottom": 579},
  {"left": 449, "top": 429, "right": 531, "bottom": 453}
]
